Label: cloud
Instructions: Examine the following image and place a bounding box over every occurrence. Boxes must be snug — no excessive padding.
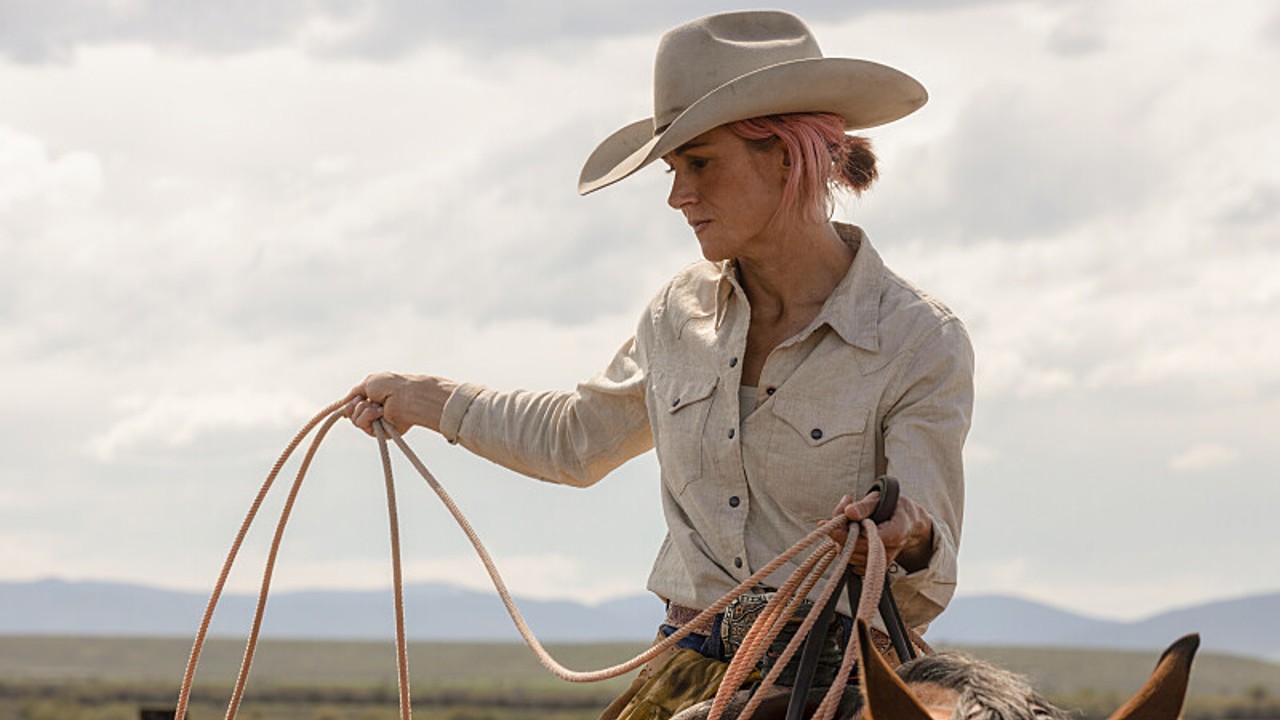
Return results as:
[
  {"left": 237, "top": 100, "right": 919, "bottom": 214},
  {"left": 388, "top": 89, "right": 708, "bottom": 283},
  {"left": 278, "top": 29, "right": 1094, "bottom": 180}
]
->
[
  {"left": 1266, "top": 8, "right": 1280, "bottom": 47},
  {"left": 875, "top": 82, "right": 1165, "bottom": 244},
  {"left": 1167, "top": 443, "right": 1240, "bottom": 473},
  {"left": 0, "top": 0, "right": 320, "bottom": 63},
  {"left": 0, "top": 0, "right": 1013, "bottom": 64},
  {"left": 3, "top": 0, "right": 1279, "bottom": 623},
  {"left": 88, "top": 389, "right": 319, "bottom": 462},
  {"left": 1216, "top": 183, "right": 1280, "bottom": 227},
  {"left": 0, "top": 126, "right": 102, "bottom": 210},
  {"left": 1046, "top": 3, "right": 1107, "bottom": 57}
]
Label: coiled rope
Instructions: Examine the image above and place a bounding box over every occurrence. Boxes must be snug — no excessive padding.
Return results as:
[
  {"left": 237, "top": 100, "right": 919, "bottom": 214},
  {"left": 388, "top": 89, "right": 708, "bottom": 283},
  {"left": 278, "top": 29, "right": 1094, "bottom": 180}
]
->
[{"left": 174, "top": 402, "right": 895, "bottom": 720}]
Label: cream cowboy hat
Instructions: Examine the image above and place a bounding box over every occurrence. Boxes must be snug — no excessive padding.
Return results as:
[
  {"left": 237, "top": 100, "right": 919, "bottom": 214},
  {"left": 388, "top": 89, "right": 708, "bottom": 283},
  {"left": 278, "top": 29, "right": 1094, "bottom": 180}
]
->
[{"left": 578, "top": 10, "right": 927, "bottom": 195}]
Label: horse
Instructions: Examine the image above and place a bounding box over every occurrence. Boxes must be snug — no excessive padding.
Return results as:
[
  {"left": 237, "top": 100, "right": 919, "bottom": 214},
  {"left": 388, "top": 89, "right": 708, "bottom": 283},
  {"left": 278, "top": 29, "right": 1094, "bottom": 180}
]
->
[
  {"left": 670, "top": 619, "right": 1198, "bottom": 720},
  {"left": 855, "top": 618, "right": 1200, "bottom": 720}
]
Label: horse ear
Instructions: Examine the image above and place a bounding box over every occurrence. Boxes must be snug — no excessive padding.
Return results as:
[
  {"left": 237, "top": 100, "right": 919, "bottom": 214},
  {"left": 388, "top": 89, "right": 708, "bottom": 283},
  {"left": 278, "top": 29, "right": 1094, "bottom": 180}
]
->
[
  {"left": 1106, "top": 634, "right": 1200, "bottom": 720},
  {"left": 855, "top": 618, "right": 933, "bottom": 720}
]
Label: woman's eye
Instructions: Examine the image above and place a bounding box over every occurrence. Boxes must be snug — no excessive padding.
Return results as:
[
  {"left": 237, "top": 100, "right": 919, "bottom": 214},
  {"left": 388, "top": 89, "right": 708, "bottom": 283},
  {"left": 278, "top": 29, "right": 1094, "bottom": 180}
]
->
[{"left": 663, "top": 157, "right": 708, "bottom": 173}]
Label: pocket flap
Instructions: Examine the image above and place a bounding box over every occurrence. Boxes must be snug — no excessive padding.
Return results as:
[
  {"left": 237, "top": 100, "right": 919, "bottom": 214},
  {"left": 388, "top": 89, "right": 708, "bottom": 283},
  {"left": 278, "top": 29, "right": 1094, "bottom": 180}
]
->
[
  {"left": 658, "top": 374, "right": 718, "bottom": 414},
  {"left": 771, "top": 396, "right": 868, "bottom": 446}
]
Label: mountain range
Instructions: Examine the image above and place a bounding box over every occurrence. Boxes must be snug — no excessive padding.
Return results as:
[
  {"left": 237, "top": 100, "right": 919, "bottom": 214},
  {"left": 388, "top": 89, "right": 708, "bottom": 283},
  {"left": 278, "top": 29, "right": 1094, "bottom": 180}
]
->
[{"left": 2, "top": 579, "right": 1277, "bottom": 661}]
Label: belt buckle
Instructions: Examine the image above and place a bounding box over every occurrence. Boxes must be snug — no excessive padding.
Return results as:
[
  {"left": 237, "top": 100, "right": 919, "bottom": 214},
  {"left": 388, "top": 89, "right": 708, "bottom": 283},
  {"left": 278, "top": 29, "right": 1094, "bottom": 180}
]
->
[{"left": 720, "top": 592, "right": 817, "bottom": 660}]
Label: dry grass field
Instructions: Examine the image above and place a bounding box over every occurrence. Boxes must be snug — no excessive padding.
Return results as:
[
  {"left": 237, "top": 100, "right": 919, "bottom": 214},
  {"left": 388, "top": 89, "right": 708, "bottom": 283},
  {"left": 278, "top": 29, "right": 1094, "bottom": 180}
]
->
[{"left": 2, "top": 635, "right": 1278, "bottom": 720}]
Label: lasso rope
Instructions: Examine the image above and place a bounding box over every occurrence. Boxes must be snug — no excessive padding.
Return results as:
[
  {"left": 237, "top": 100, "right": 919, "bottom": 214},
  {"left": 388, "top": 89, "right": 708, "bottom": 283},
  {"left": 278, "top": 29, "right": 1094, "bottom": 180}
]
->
[{"left": 174, "top": 402, "right": 896, "bottom": 720}]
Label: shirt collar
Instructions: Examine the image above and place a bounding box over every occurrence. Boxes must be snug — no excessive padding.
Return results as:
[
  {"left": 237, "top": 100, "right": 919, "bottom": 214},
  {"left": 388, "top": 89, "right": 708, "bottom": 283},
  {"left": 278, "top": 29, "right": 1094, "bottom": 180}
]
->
[
  {"left": 712, "top": 223, "right": 883, "bottom": 352},
  {"left": 713, "top": 263, "right": 737, "bottom": 330},
  {"left": 823, "top": 223, "right": 883, "bottom": 352}
]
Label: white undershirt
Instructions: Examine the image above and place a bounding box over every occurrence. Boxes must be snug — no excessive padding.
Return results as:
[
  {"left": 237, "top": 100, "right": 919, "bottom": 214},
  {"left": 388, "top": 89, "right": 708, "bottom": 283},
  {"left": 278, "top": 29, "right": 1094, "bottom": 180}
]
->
[{"left": 738, "top": 384, "right": 759, "bottom": 423}]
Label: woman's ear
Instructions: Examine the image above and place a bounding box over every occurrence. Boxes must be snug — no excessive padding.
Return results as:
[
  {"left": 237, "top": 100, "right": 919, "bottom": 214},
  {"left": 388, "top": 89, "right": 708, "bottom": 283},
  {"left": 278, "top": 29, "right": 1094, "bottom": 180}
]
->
[{"left": 775, "top": 145, "right": 792, "bottom": 187}]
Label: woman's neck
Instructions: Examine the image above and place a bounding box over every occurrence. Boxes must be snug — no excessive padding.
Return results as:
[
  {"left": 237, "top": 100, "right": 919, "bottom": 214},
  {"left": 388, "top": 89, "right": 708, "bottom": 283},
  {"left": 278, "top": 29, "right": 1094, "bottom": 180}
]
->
[{"left": 735, "top": 221, "right": 853, "bottom": 323}]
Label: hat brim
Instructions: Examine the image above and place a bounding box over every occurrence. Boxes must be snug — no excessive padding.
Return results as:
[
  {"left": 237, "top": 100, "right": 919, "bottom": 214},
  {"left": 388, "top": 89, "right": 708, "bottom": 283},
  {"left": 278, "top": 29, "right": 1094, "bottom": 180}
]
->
[{"left": 578, "top": 57, "right": 927, "bottom": 195}]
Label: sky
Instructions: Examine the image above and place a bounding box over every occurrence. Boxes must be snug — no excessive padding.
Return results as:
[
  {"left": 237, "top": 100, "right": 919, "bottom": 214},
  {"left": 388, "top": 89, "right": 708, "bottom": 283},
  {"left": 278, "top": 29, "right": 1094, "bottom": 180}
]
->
[{"left": 1, "top": 0, "right": 1278, "bottom": 625}]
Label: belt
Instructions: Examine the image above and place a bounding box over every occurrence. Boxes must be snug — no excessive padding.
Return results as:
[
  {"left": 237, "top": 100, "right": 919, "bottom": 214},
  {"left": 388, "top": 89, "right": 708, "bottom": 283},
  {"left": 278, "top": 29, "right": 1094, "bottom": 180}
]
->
[
  {"left": 664, "top": 601, "right": 715, "bottom": 634},
  {"left": 664, "top": 599, "right": 900, "bottom": 661}
]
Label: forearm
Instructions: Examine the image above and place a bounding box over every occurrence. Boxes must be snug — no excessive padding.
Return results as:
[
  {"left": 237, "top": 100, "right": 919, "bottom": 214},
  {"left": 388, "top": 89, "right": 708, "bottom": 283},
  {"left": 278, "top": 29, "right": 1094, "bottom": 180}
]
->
[
  {"left": 444, "top": 381, "right": 653, "bottom": 487},
  {"left": 396, "top": 374, "right": 456, "bottom": 433}
]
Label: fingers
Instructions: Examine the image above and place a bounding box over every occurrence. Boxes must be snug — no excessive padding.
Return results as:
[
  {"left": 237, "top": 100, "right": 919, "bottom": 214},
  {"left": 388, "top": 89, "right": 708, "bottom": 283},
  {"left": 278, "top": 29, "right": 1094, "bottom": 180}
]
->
[
  {"left": 876, "top": 514, "right": 910, "bottom": 558},
  {"left": 847, "top": 537, "right": 869, "bottom": 573},
  {"left": 343, "top": 373, "right": 405, "bottom": 437},
  {"left": 831, "top": 491, "right": 931, "bottom": 571},
  {"left": 343, "top": 394, "right": 385, "bottom": 436},
  {"left": 861, "top": 496, "right": 934, "bottom": 570},
  {"left": 842, "top": 493, "right": 882, "bottom": 523},
  {"left": 834, "top": 494, "right": 853, "bottom": 515}
]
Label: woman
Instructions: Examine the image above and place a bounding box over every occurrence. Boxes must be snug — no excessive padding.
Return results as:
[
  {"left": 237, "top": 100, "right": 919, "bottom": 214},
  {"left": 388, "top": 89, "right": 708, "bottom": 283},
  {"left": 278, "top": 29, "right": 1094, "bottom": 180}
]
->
[{"left": 346, "top": 10, "right": 973, "bottom": 720}]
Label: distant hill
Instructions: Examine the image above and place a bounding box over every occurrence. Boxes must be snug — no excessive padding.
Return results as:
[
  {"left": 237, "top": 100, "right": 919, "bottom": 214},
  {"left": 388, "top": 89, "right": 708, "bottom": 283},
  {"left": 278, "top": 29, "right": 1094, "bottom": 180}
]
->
[
  {"left": 928, "top": 592, "right": 1280, "bottom": 660},
  {"left": 0, "top": 579, "right": 665, "bottom": 642},
  {"left": 3, "top": 579, "right": 1278, "bottom": 660}
]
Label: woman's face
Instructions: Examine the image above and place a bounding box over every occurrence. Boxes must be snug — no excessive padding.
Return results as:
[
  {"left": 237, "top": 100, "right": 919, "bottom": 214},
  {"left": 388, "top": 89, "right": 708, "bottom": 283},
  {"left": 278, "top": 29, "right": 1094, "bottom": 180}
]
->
[{"left": 663, "top": 125, "right": 788, "bottom": 263}]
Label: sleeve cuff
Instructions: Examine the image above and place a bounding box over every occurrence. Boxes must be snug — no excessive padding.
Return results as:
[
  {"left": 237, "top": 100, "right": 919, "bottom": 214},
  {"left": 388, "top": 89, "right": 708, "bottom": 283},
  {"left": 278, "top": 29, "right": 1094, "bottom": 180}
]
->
[
  {"left": 439, "top": 382, "right": 485, "bottom": 444},
  {"left": 888, "top": 515, "right": 958, "bottom": 628}
]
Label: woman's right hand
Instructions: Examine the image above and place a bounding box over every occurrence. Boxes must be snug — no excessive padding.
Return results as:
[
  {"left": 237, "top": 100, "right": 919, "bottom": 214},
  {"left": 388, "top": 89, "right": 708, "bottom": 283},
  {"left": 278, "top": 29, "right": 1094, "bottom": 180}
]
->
[
  {"left": 828, "top": 492, "right": 935, "bottom": 575},
  {"left": 343, "top": 372, "right": 458, "bottom": 437}
]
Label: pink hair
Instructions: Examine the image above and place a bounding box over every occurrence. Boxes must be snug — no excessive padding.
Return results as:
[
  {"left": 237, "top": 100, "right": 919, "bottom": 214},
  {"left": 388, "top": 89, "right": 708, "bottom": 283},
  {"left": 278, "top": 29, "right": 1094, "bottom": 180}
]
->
[{"left": 727, "top": 113, "right": 877, "bottom": 223}]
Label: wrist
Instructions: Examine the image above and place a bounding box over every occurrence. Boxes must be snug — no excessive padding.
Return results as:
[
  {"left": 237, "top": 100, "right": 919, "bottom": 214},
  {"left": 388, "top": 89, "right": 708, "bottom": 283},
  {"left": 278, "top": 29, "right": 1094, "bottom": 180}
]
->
[
  {"left": 895, "top": 518, "right": 934, "bottom": 573},
  {"left": 404, "top": 375, "right": 457, "bottom": 433}
]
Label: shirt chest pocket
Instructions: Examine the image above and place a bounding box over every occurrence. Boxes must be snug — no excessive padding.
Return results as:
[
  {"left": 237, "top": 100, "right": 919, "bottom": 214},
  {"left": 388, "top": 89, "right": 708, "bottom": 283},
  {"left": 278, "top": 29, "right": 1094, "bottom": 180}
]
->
[
  {"left": 760, "top": 395, "right": 872, "bottom": 522},
  {"left": 651, "top": 372, "right": 719, "bottom": 493}
]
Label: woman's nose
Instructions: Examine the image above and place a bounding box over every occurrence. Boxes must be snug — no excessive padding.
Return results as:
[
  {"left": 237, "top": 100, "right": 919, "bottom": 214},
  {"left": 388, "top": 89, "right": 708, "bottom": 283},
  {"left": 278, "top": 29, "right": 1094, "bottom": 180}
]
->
[{"left": 667, "top": 171, "right": 695, "bottom": 209}]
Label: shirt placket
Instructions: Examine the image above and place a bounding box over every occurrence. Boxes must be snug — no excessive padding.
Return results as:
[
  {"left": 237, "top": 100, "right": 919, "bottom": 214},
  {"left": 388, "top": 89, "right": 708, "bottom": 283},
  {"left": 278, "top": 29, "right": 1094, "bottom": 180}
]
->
[
  {"left": 739, "top": 321, "right": 828, "bottom": 578},
  {"left": 714, "top": 285, "right": 752, "bottom": 580}
]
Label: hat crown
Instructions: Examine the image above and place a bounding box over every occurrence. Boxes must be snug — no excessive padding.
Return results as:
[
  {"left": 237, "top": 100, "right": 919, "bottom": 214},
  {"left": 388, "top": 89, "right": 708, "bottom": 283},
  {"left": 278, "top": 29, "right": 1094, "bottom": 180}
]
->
[{"left": 652, "top": 11, "right": 822, "bottom": 132}]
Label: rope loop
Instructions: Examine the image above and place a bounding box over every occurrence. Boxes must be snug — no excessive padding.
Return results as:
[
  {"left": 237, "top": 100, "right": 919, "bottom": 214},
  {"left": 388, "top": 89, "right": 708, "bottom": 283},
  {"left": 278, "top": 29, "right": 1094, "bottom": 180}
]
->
[{"left": 174, "top": 402, "right": 899, "bottom": 720}]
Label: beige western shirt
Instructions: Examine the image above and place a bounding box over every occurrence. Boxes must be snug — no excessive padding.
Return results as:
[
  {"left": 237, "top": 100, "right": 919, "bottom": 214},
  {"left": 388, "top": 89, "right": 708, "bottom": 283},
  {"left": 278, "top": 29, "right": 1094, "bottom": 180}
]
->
[{"left": 440, "top": 224, "right": 974, "bottom": 629}]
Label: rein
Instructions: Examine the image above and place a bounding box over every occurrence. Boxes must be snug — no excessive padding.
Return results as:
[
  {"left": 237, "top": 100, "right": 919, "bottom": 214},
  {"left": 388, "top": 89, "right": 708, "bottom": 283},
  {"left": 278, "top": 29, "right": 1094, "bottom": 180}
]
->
[{"left": 174, "top": 402, "right": 899, "bottom": 720}]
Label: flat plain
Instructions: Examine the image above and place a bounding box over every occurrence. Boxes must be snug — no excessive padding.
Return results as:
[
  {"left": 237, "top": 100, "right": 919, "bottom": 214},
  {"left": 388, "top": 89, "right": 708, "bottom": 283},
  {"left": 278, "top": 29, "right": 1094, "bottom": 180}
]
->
[{"left": 2, "top": 635, "right": 1278, "bottom": 720}]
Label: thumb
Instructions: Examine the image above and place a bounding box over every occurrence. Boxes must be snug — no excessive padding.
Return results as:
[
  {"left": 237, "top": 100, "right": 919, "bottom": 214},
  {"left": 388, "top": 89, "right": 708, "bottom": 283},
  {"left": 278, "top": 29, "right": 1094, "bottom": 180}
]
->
[{"left": 843, "top": 493, "right": 881, "bottom": 522}]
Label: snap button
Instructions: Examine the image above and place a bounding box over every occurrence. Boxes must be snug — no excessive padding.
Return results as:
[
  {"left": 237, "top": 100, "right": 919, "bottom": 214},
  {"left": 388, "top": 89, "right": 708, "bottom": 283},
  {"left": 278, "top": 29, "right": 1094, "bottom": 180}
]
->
[
  {"left": 734, "top": 557, "right": 743, "bottom": 569},
  {"left": 728, "top": 428, "right": 735, "bottom": 439},
  {"left": 729, "top": 356, "right": 739, "bottom": 368},
  {"left": 729, "top": 496, "right": 740, "bottom": 508},
  {"left": 810, "top": 428, "right": 823, "bottom": 440},
  {"left": 766, "top": 387, "right": 775, "bottom": 395},
  {"left": 671, "top": 398, "right": 680, "bottom": 407}
]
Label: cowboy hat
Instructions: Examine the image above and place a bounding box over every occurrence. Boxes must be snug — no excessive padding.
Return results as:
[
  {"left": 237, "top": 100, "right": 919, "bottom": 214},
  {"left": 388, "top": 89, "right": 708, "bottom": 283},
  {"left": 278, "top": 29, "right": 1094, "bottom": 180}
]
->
[{"left": 578, "top": 10, "right": 927, "bottom": 195}]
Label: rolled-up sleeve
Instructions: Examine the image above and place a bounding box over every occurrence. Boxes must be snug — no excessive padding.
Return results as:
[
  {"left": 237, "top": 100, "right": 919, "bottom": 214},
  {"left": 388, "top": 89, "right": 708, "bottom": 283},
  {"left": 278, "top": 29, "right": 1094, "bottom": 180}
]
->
[
  {"left": 881, "top": 316, "right": 975, "bottom": 627},
  {"left": 441, "top": 335, "right": 655, "bottom": 488}
]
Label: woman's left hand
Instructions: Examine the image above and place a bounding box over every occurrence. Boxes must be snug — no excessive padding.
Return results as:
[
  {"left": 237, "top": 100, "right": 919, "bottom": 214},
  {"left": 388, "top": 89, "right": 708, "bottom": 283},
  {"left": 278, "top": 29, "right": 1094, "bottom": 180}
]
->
[{"left": 828, "top": 492, "right": 935, "bottom": 574}]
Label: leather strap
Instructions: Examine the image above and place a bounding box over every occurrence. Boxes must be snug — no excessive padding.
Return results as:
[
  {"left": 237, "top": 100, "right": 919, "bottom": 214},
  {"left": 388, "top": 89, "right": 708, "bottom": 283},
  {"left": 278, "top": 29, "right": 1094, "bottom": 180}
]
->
[{"left": 785, "top": 476, "right": 917, "bottom": 720}]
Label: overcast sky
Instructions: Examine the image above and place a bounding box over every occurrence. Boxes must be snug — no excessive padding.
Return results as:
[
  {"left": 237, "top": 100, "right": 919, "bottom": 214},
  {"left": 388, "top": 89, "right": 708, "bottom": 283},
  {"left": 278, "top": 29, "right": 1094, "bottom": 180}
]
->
[{"left": 2, "top": 0, "right": 1277, "bottom": 626}]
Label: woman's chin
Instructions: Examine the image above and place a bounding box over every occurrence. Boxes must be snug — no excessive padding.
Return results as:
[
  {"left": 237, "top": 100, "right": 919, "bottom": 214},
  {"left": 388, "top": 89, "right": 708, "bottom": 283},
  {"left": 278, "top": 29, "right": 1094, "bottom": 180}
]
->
[{"left": 695, "top": 237, "right": 732, "bottom": 263}]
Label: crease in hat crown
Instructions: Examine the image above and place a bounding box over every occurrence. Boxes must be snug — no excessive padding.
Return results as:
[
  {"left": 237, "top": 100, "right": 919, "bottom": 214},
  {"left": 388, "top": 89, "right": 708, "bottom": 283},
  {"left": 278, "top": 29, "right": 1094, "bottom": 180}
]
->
[
  {"left": 578, "top": 10, "right": 927, "bottom": 195},
  {"left": 652, "top": 12, "right": 822, "bottom": 132}
]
